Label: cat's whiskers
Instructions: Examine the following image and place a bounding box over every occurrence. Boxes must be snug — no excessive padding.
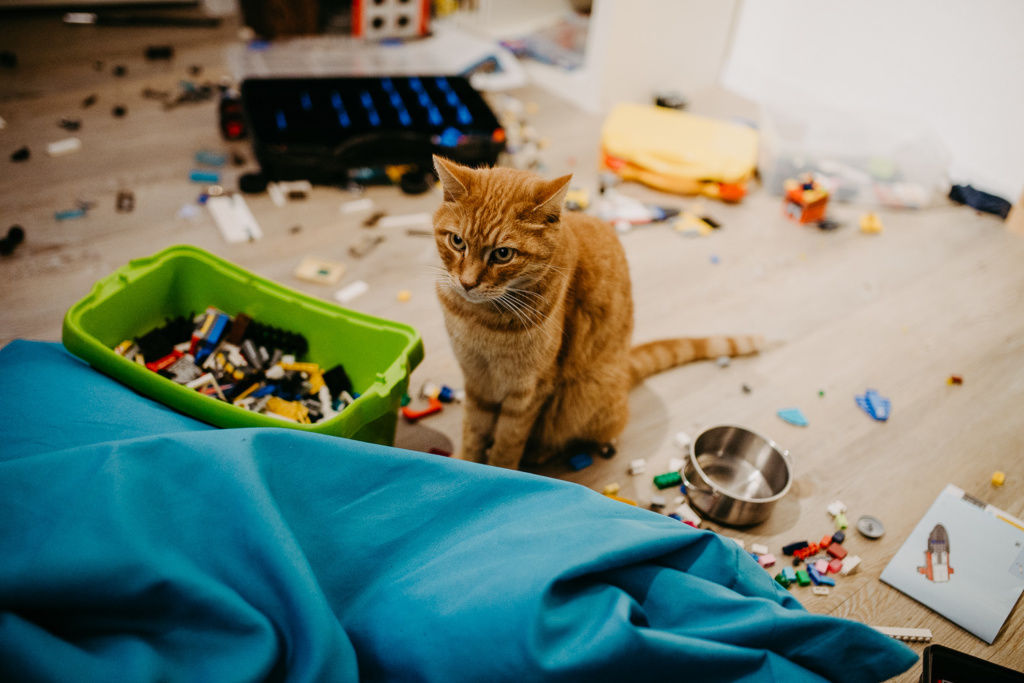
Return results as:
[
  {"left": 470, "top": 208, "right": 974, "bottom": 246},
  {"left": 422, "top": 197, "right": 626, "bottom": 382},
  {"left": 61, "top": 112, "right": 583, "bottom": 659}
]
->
[{"left": 498, "top": 292, "right": 561, "bottom": 347}]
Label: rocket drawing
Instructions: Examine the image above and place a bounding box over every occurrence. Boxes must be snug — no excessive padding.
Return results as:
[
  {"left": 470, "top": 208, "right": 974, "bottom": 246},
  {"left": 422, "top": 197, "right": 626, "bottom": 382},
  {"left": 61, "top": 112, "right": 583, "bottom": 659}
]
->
[{"left": 918, "top": 524, "right": 953, "bottom": 583}]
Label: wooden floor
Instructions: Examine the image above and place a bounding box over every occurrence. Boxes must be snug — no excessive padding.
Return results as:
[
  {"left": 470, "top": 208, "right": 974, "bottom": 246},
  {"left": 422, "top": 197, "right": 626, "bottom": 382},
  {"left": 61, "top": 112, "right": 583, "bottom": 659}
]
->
[{"left": 2, "top": 10, "right": 1023, "bottom": 679}]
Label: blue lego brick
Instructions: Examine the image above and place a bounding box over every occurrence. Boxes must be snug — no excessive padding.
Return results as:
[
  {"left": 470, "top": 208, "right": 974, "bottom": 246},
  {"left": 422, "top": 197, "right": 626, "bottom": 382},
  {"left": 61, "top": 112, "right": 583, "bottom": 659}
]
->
[
  {"left": 568, "top": 453, "right": 593, "bottom": 471},
  {"left": 808, "top": 565, "right": 835, "bottom": 587},
  {"left": 782, "top": 567, "right": 797, "bottom": 583}
]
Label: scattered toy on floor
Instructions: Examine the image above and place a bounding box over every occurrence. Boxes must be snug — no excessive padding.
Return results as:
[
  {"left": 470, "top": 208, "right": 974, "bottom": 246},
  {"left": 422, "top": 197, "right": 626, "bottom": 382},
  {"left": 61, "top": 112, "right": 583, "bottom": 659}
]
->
[
  {"left": 859, "top": 212, "right": 884, "bottom": 234},
  {"left": 856, "top": 389, "right": 891, "bottom": 422},
  {"left": 0, "top": 225, "right": 25, "bottom": 256},
  {"left": 777, "top": 407, "right": 808, "bottom": 427},
  {"left": 948, "top": 184, "right": 1012, "bottom": 219},
  {"left": 116, "top": 190, "right": 135, "bottom": 213},
  {"left": 294, "top": 256, "right": 346, "bottom": 285},
  {"left": 783, "top": 175, "right": 829, "bottom": 224}
]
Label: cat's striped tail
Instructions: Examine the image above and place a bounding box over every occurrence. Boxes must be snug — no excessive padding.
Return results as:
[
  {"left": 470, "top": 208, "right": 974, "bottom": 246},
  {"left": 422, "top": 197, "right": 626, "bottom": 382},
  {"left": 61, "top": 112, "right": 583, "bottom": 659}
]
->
[{"left": 628, "top": 335, "right": 764, "bottom": 386}]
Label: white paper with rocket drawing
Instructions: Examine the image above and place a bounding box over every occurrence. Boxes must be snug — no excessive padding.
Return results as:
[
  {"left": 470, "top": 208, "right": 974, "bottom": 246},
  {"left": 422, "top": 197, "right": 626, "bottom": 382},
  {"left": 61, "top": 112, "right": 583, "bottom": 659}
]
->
[{"left": 880, "top": 483, "right": 1024, "bottom": 644}]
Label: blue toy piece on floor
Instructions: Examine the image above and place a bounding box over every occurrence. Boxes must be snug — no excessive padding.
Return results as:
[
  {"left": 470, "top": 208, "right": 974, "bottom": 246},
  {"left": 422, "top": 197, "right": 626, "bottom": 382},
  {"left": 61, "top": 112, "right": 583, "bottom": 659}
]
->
[{"left": 856, "top": 389, "right": 891, "bottom": 421}]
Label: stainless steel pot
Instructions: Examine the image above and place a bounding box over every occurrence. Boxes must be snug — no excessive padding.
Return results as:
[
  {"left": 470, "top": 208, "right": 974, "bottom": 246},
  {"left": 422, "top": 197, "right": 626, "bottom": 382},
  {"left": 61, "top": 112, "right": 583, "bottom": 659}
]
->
[{"left": 681, "top": 425, "right": 792, "bottom": 527}]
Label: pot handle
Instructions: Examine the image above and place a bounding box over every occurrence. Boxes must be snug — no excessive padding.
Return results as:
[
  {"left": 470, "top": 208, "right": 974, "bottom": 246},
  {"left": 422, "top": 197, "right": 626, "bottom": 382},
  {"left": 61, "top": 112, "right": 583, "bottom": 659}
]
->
[{"left": 680, "top": 461, "right": 716, "bottom": 495}]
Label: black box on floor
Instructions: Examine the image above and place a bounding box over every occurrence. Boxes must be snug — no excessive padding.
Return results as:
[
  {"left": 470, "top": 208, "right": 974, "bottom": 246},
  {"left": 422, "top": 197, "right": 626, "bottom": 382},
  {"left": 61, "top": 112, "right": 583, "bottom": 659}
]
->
[{"left": 240, "top": 76, "right": 505, "bottom": 184}]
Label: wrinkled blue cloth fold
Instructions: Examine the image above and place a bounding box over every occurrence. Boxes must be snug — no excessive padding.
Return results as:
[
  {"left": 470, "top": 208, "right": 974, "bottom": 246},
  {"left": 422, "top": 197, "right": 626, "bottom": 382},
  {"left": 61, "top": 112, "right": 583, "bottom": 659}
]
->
[{"left": 0, "top": 341, "right": 917, "bottom": 682}]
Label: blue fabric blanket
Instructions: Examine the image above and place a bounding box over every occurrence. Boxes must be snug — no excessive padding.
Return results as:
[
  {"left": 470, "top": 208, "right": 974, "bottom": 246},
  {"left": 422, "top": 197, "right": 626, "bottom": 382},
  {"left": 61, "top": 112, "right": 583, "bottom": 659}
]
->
[{"left": 0, "top": 341, "right": 916, "bottom": 682}]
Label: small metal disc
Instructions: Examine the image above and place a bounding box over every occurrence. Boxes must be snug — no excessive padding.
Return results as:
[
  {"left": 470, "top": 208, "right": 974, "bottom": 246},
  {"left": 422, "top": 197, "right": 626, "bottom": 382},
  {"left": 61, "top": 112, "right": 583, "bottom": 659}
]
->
[{"left": 857, "top": 515, "right": 885, "bottom": 539}]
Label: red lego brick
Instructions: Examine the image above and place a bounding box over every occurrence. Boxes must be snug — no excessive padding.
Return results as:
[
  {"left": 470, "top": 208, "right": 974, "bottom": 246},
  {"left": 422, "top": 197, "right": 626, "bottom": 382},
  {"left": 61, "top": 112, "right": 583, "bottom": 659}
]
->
[{"left": 827, "top": 543, "right": 848, "bottom": 560}]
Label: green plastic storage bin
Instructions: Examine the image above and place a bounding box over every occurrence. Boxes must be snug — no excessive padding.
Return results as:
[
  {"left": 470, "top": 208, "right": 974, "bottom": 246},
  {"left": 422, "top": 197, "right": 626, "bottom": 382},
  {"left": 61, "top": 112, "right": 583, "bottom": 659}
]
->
[{"left": 62, "top": 244, "right": 423, "bottom": 446}]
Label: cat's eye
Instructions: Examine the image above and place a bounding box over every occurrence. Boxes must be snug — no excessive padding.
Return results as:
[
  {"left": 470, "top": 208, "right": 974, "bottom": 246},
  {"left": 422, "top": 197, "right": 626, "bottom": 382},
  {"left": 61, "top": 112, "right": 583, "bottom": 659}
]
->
[
  {"left": 448, "top": 233, "right": 466, "bottom": 251},
  {"left": 490, "top": 247, "right": 515, "bottom": 263}
]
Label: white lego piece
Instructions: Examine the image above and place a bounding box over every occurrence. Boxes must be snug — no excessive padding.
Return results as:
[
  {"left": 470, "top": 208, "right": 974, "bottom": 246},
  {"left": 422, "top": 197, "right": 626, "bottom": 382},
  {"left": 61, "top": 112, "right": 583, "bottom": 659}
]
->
[
  {"left": 354, "top": 0, "right": 428, "bottom": 39},
  {"left": 280, "top": 354, "right": 296, "bottom": 365},
  {"left": 334, "top": 280, "right": 369, "bottom": 304},
  {"left": 47, "top": 136, "right": 81, "bottom": 156},
  {"left": 668, "top": 457, "right": 684, "bottom": 473},
  {"left": 268, "top": 180, "right": 311, "bottom": 207},
  {"left": 728, "top": 537, "right": 746, "bottom": 550},
  {"left": 839, "top": 555, "right": 861, "bottom": 576},
  {"left": 872, "top": 626, "right": 932, "bottom": 642},
  {"left": 751, "top": 543, "right": 769, "bottom": 555},
  {"left": 629, "top": 458, "right": 646, "bottom": 475},
  {"left": 673, "top": 431, "right": 692, "bottom": 449},
  {"left": 206, "top": 194, "right": 263, "bottom": 243},
  {"left": 318, "top": 386, "right": 338, "bottom": 421},
  {"left": 649, "top": 494, "right": 666, "bottom": 508},
  {"left": 812, "top": 586, "right": 830, "bottom": 596},
  {"left": 674, "top": 503, "right": 701, "bottom": 526},
  {"left": 268, "top": 182, "right": 286, "bottom": 207},
  {"left": 827, "top": 500, "right": 847, "bottom": 517},
  {"left": 377, "top": 213, "right": 432, "bottom": 230},
  {"left": 265, "top": 365, "right": 285, "bottom": 380},
  {"left": 340, "top": 197, "right": 375, "bottom": 214}
]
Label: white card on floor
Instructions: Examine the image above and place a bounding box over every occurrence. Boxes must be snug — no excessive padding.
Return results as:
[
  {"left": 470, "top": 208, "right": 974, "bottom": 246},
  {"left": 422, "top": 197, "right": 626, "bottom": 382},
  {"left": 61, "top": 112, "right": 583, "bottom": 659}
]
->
[{"left": 207, "top": 194, "right": 263, "bottom": 243}]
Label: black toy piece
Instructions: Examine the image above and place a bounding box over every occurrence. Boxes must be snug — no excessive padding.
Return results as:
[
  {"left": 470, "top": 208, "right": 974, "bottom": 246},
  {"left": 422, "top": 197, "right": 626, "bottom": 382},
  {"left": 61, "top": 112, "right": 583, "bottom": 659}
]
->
[
  {"left": 240, "top": 76, "right": 505, "bottom": 185},
  {"left": 0, "top": 225, "right": 25, "bottom": 256}
]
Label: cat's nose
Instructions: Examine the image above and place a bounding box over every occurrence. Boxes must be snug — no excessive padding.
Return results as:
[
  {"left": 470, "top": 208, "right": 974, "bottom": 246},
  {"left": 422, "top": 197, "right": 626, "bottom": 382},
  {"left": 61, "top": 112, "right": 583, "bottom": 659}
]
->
[{"left": 460, "top": 279, "right": 478, "bottom": 292}]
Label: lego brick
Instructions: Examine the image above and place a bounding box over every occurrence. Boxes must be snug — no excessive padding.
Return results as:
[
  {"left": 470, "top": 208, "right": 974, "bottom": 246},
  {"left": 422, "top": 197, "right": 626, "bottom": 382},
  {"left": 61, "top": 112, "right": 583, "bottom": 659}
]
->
[
  {"left": 782, "top": 541, "right": 809, "bottom": 556},
  {"left": 673, "top": 503, "right": 701, "bottom": 526},
  {"left": 794, "top": 543, "right": 820, "bottom": 560},
  {"left": 819, "top": 534, "right": 833, "bottom": 549},
  {"left": 648, "top": 493, "right": 665, "bottom": 508},
  {"left": 812, "top": 586, "right": 830, "bottom": 596},
  {"left": 775, "top": 572, "right": 791, "bottom": 588},
  {"left": 653, "top": 471, "right": 682, "bottom": 489},
  {"left": 629, "top": 458, "right": 646, "bottom": 475},
  {"left": 814, "top": 560, "right": 829, "bottom": 575},
  {"left": 758, "top": 554, "right": 776, "bottom": 569},
  {"left": 827, "top": 558, "right": 843, "bottom": 574},
  {"left": 568, "top": 453, "right": 593, "bottom": 471},
  {"left": 834, "top": 511, "right": 849, "bottom": 530},
  {"left": 872, "top": 627, "right": 932, "bottom": 643},
  {"left": 603, "top": 483, "right": 621, "bottom": 497},
  {"left": 827, "top": 544, "right": 848, "bottom": 560},
  {"left": 839, "top": 555, "right": 861, "bottom": 576},
  {"left": 827, "top": 500, "right": 847, "bottom": 517},
  {"left": 782, "top": 567, "right": 797, "bottom": 583},
  {"left": 795, "top": 570, "right": 811, "bottom": 587},
  {"left": 606, "top": 494, "right": 637, "bottom": 506},
  {"left": 831, "top": 530, "right": 846, "bottom": 545},
  {"left": 750, "top": 543, "right": 769, "bottom": 555}
]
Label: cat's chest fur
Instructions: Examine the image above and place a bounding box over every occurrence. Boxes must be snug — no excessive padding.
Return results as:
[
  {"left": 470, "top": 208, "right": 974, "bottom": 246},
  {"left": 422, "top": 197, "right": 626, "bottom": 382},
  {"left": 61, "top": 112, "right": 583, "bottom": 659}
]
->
[{"left": 439, "top": 289, "right": 565, "bottom": 399}]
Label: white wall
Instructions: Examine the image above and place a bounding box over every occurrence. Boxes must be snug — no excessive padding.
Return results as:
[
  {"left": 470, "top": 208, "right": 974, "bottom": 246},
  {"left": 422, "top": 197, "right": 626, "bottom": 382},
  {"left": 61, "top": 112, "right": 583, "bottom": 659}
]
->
[{"left": 721, "top": 0, "right": 1024, "bottom": 200}]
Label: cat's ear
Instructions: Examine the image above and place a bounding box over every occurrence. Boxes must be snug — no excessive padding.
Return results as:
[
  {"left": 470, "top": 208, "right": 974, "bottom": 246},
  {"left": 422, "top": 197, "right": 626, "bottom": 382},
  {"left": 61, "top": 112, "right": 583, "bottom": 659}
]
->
[
  {"left": 533, "top": 174, "right": 573, "bottom": 224},
  {"left": 433, "top": 155, "right": 472, "bottom": 202}
]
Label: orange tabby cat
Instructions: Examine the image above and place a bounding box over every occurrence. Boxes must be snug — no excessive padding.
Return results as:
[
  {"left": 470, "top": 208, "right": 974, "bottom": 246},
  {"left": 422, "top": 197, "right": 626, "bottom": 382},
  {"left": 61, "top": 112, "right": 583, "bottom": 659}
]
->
[{"left": 432, "top": 156, "right": 762, "bottom": 470}]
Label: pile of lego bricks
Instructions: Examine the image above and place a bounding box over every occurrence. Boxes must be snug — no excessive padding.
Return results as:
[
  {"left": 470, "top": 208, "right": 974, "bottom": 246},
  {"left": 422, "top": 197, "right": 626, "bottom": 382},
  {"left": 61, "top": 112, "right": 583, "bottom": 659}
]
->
[{"left": 112, "top": 307, "right": 353, "bottom": 424}]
